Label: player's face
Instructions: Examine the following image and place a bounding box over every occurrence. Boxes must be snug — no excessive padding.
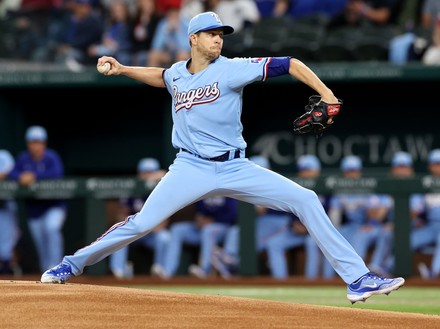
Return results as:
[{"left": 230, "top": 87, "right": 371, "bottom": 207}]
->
[
  {"left": 299, "top": 169, "right": 320, "bottom": 178},
  {"left": 391, "top": 165, "right": 413, "bottom": 178},
  {"left": 196, "top": 29, "right": 224, "bottom": 60},
  {"left": 27, "top": 141, "right": 46, "bottom": 160},
  {"left": 343, "top": 169, "right": 361, "bottom": 179},
  {"left": 429, "top": 163, "right": 440, "bottom": 176}
]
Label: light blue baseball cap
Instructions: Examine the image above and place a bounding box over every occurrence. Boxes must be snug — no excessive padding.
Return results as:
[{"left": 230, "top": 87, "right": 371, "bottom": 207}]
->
[
  {"left": 341, "top": 155, "right": 362, "bottom": 171},
  {"left": 249, "top": 155, "right": 270, "bottom": 169},
  {"left": 25, "top": 125, "right": 47, "bottom": 142},
  {"left": 297, "top": 154, "right": 321, "bottom": 171},
  {"left": 0, "top": 150, "right": 14, "bottom": 174},
  {"left": 392, "top": 151, "right": 413, "bottom": 167},
  {"left": 137, "top": 157, "right": 160, "bottom": 173},
  {"left": 428, "top": 149, "right": 440, "bottom": 164},
  {"left": 188, "top": 12, "right": 234, "bottom": 36}
]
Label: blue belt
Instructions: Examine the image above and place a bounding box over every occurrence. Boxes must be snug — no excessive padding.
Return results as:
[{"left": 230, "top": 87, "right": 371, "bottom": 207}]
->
[{"left": 181, "top": 148, "right": 241, "bottom": 162}]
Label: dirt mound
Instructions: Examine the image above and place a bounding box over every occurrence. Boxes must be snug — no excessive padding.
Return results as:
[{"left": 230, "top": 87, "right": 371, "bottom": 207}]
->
[{"left": 1, "top": 280, "right": 439, "bottom": 328}]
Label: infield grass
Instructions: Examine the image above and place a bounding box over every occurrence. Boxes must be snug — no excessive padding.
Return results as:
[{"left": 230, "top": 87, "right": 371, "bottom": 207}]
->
[{"left": 131, "top": 285, "right": 440, "bottom": 316}]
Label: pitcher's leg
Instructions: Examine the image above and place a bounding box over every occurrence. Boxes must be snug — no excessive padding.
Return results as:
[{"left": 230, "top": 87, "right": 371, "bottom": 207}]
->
[
  {"left": 62, "top": 158, "right": 215, "bottom": 275},
  {"left": 222, "top": 165, "right": 369, "bottom": 284}
]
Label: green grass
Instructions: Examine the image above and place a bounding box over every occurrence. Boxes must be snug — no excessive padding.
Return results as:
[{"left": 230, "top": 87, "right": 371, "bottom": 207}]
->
[{"left": 130, "top": 285, "right": 440, "bottom": 316}]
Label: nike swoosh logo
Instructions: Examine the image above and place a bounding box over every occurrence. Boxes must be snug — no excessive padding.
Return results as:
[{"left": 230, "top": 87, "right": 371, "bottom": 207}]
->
[
  {"left": 173, "top": 77, "right": 181, "bottom": 82},
  {"left": 365, "top": 283, "right": 378, "bottom": 288}
]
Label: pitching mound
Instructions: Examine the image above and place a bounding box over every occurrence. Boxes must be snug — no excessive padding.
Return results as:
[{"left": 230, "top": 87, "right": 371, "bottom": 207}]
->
[{"left": 1, "top": 280, "right": 439, "bottom": 328}]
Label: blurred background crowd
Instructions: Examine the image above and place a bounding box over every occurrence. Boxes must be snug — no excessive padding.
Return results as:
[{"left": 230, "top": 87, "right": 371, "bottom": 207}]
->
[{"left": 0, "top": 0, "right": 440, "bottom": 70}]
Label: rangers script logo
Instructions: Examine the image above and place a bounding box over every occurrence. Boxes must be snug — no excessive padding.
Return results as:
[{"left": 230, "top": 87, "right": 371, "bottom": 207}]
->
[{"left": 173, "top": 82, "right": 220, "bottom": 112}]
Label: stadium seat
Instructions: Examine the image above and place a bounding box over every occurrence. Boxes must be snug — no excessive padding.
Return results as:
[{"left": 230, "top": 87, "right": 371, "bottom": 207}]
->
[{"left": 273, "top": 38, "right": 318, "bottom": 62}]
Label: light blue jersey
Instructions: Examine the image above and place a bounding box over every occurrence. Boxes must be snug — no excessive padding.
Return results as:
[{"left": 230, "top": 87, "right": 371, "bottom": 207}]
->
[{"left": 164, "top": 56, "right": 269, "bottom": 158}]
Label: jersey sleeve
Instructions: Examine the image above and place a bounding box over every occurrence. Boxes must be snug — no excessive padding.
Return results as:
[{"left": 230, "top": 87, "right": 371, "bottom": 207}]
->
[
  {"left": 227, "top": 56, "right": 290, "bottom": 89},
  {"left": 227, "top": 57, "right": 270, "bottom": 89},
  {"left": 162, "top": 67, "right": 173, "bottom": 94}
]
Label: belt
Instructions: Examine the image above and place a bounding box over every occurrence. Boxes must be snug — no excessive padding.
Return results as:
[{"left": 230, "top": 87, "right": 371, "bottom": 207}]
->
[{"left": 181, "top": 148, "right": 241, "bottom": 162}]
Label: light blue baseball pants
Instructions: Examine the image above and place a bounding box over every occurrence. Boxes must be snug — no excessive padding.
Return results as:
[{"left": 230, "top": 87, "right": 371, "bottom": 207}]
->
[{"left": 62, "top": 152, "right": 369, "bottom": 284}]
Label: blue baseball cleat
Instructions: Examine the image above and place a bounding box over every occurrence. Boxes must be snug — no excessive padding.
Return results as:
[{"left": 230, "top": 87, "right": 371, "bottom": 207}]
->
[
  {"left": 347, "top": 272, "right": 405, "bottom": 304},
  {"left": 41, "top": 263, "right": 75, "bottom": 284}
]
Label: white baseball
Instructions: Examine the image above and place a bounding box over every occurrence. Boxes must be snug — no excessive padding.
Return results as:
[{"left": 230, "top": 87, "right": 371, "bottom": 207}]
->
[{"left": 97, "top": 62, "right": 111, "bottom": 74}]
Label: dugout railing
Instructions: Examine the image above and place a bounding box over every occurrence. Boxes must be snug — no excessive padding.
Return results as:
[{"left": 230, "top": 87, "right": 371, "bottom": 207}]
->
[{"left": 1, "top": 174, "right": 437, "bottom": 278}]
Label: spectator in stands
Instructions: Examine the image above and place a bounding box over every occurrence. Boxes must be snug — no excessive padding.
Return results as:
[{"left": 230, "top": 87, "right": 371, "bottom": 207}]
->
[
  {"left": 180, "top": 0, "right": 218, "bottom": 21},
  {"left": 32, "top": 0, "right": 103, "bottom": 70},
  {"left": 8, "top": 126, "right": 67, "bottom": 273},
  {"left": 152, "top": 196, "right": 238, "bottom": 279},
  {"left": 420, "top": 0, "right": 440, "bottom": 30},
  {"left": 284, "top": 0, "right": 347, "bottom": 20},
  {"left": 415, "top": 149, "right": 440, "bottom": 279},
  {"left": 8, "top": 0, "right": 62, "bottom": 60},
  {"left": 109, "top": 157, "right": 168, "bottom": 279},
  {"left": 147, "top": 6, "right": 191, "bottom": 67},
  {"left": 253, "top": 0, "right": 288, "bottom": 18},
  {"left": 182, "top": 0, "right": 260, "bottom": 33},
  {"left": 214, "top": 0, "right": 261, "bottom": 33},
  {"left": 155, "top": 0, "right": 182, "bottom": 16},
  {"left": 87, "top": 0, "right": 132, "bottom": 65},
  {"left": 0, "top": 150, "right": 20, "bottom": 275},
  {"left": 0, "top": 0, "right": 21, "bottom": 19},
  {"left": 307, "top": 155, "right": 370, "bottom": 280},
  {"left": 422, "top": 13, "right": 440, "bottom": 65},
  {"left": 327, "top": 0, "right": 401, "bottom": 30},
  {"left": 129, "top": 0, "right": 162, "bottom": 65},
  {"left": 389, "top": 0, "right": 440, "bottom": 65}
]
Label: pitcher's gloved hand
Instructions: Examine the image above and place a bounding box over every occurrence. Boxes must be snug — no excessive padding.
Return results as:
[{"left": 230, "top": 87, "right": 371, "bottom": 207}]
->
[{"left": 293, "top": 95, "right": 343, "bottom": 136}]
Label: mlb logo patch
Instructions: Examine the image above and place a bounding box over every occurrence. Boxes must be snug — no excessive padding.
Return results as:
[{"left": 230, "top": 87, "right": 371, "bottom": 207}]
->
[{"left": 250, "top": 58, "right": 263, "bottom": 64}]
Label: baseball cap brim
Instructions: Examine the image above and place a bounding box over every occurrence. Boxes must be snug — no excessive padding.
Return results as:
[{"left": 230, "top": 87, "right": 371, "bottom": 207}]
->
[{"left": 194, "top": 24, "right": 234, "bottom": 35}]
